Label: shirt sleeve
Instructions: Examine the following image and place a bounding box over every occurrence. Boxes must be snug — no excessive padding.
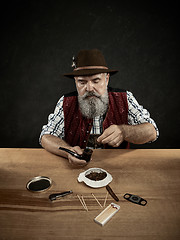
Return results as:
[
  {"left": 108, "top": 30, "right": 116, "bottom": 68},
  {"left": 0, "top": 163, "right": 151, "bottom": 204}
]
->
[
  {"left": 39, "top": 96, "right": 65, "bottom": 145},
  {"left": 127, "top": 91, "right": 159, "bottom": 140}
]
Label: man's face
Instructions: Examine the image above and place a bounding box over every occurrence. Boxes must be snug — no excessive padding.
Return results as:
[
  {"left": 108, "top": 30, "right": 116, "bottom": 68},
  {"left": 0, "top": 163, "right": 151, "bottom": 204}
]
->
[
  {"left": 74, "top": 73, "right": 109, "bottom": 96},
  {"left": 74, "top": 73, "right": 110, "bottom": 118}
]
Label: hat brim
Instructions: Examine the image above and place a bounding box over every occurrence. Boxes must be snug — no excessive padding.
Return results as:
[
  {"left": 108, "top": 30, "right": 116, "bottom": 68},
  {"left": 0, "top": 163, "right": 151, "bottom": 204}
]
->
[{"left": 63, "top": 69, "right": 118, "bottom": 79}]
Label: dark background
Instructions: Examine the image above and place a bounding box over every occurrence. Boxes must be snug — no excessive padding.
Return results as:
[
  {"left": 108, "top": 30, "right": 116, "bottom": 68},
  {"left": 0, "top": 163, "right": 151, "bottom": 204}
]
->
[{"left": 0, "top": 0, "right": 179, "bottom": 149}]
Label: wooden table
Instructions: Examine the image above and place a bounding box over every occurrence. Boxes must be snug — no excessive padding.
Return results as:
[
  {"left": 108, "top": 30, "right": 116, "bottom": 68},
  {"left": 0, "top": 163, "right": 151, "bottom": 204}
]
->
[{"left": 0, "top": 148, "right": 180, "bottom": 240}]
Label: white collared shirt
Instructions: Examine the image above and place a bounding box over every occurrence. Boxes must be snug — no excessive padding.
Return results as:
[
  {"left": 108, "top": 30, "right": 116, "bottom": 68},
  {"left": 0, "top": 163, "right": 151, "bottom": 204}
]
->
[{"left": 39, "top": 91, "right": 159, "bottom": 143}]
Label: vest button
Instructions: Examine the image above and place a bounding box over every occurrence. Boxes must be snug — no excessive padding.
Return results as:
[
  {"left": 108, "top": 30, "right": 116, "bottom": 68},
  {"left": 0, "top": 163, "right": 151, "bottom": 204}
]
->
[
  {"left": 87, "top": 131, "right": 89, "bottom": 133},
  {"left": 83, "top": 140, "right": 86, "bottom": 143}
]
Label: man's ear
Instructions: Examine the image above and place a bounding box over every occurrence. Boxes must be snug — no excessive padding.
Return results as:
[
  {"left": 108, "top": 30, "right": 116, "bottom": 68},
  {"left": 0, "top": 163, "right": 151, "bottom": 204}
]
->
[
  {"left": 74, "top": 77, "right": 77, "bottom": 85},
  {"left": 106, "top": 73, "right": 110, "bottom": 86}
]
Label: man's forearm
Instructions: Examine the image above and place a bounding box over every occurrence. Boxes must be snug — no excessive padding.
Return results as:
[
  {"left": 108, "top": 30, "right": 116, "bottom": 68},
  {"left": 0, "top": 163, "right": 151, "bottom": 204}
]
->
[
  {"left": 41, "top": 134, "right": 87, "bottom": 166},
  {"left": 41, "top": 134, "right": 70, "bottom": 158},
  {"left": 121, "top": 123, "right": 157, "bottom": 144},
  {"left": 97, "top": 122, "right": 157, "bottom": 147}
]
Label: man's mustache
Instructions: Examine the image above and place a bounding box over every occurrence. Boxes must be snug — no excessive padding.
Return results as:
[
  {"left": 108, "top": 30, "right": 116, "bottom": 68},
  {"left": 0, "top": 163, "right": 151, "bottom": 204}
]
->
[{"left": 83, "top": 91, "right": 101, "bottom": 99}]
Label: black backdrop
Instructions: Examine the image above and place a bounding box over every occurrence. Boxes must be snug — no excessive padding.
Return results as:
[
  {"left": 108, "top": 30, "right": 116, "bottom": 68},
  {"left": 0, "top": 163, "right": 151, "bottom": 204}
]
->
[{"left": 0, "top": 0, "right": 179, "bottom": 148}]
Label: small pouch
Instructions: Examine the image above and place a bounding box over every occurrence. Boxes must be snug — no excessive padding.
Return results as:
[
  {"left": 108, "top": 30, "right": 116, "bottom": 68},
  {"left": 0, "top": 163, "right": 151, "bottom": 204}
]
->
[{"left": 87, "top": 134, "right": 104, "bottom": 149}]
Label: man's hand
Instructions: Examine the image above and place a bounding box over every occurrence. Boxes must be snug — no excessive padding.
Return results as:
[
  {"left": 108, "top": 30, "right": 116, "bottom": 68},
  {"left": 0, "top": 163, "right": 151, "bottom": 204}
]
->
[
  {"left": 97, "top": 125, "right": 124, "bottom": 147},
  {"left": 41, "top": 135, "right": 92, "bottom": 167},
  {"left": 97, "top": 123, "right": 157, "bottom": 147},
  {"left": 68, "top": 146, "right": 88, "bottom": 167}
]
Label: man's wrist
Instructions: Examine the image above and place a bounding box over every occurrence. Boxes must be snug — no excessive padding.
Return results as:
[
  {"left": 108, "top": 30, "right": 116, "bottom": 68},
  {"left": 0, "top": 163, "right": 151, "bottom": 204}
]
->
[{"left": 119, "top": 124, "right": 128, "bottom": 142}]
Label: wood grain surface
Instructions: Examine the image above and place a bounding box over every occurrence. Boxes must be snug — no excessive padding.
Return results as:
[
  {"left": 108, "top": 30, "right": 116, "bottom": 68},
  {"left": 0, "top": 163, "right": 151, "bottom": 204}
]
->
[{"left": 0, "top": 148, "right": 180, "bottom": 239}]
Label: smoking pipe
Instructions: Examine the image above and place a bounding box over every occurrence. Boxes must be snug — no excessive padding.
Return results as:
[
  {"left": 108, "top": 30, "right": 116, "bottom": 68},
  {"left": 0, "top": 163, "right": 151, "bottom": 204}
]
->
[{"left": 59, "top": 147, "right": 93, "bottom": 162}]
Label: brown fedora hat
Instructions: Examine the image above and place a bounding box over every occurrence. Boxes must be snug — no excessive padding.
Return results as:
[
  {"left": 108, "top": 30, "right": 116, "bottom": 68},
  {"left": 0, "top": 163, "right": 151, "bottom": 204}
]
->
[{"left": 63, "top": 49, "right": 118, "bottom": 78}]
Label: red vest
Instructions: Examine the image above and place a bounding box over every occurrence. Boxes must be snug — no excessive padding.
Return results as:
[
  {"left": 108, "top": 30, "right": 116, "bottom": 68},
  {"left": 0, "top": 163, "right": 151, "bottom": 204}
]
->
[{"left": 63, "top": 88, "right": 129, "bottom": 149}]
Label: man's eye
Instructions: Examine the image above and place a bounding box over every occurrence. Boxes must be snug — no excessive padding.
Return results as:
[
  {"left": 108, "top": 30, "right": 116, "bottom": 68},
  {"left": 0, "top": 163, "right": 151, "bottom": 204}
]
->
[
  {"left": 79, "top": 80, "right": 86, "bottom": 85},
  {"left": 93, "top": 79, "right": 100, "bottom": 84}
]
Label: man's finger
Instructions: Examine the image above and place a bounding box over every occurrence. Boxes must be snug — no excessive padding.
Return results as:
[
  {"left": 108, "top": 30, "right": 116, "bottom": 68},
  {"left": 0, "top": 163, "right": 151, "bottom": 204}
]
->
[
  {"left": 68, "top": 155, "right": 87, "bottom": 166},
  {"left": 72, "top": 146, "right": 83, "bottom": 155},
  {"left": 107, "top": 135, "right": 121, "bottom": 146},
  {"left": 97, "top": 128, "right": 115, "bottom": 143}
]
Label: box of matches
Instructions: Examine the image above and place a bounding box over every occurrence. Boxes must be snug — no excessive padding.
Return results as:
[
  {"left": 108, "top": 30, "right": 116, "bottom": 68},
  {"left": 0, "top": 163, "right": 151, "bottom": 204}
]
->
[{"left": 94, "top": 203, "right": 120, "bottom": 226}]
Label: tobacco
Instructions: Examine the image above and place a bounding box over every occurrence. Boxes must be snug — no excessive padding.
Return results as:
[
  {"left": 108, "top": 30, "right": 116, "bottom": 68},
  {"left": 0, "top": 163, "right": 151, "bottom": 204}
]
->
[{"left": 86, "top": 171, "right": 107, "bottom": 181}]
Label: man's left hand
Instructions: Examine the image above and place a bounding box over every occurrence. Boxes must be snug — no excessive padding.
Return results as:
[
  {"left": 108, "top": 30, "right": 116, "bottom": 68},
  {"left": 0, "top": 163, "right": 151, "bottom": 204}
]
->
[{"left": 97, "top": 125, "right": 124, "bottom": 147}]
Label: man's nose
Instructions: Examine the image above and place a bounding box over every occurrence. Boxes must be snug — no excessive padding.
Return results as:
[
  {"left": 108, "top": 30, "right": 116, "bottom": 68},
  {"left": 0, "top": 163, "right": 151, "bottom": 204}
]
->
[{"left": 86, "top": 81, "right": 94, "bottom": 92}]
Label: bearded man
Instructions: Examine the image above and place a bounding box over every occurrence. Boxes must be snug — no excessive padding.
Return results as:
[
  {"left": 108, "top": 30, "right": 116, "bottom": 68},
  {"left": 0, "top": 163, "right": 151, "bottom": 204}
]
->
[{"left": 40, "top": 49, "right": 159, "bottom": 166}]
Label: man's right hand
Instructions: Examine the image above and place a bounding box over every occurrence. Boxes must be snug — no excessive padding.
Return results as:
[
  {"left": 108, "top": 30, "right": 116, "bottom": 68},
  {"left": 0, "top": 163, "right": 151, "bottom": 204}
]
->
[{"left": 68, "top": 146, "right": 88, "bottom": 167}]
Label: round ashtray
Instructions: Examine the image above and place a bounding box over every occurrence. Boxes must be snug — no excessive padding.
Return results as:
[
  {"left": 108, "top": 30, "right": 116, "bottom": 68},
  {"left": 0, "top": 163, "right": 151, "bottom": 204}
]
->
[
  {"left": 77, "top": 168, "right": 113, "bottom": 188},
  {"left": 26, "top": 176, "right": 52, "bottom": 192}
]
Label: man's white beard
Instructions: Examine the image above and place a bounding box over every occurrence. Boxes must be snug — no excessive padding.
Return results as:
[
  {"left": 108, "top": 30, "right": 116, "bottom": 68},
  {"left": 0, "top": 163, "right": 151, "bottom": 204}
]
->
[{"left": 78, "top": 90, "right": 109, "bottom": 119}]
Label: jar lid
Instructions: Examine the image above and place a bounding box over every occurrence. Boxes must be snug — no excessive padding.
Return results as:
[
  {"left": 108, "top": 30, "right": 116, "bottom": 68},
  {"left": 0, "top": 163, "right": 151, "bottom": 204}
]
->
[{"left": 26, "top": 176, "right": 52, "bottom": 192}]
